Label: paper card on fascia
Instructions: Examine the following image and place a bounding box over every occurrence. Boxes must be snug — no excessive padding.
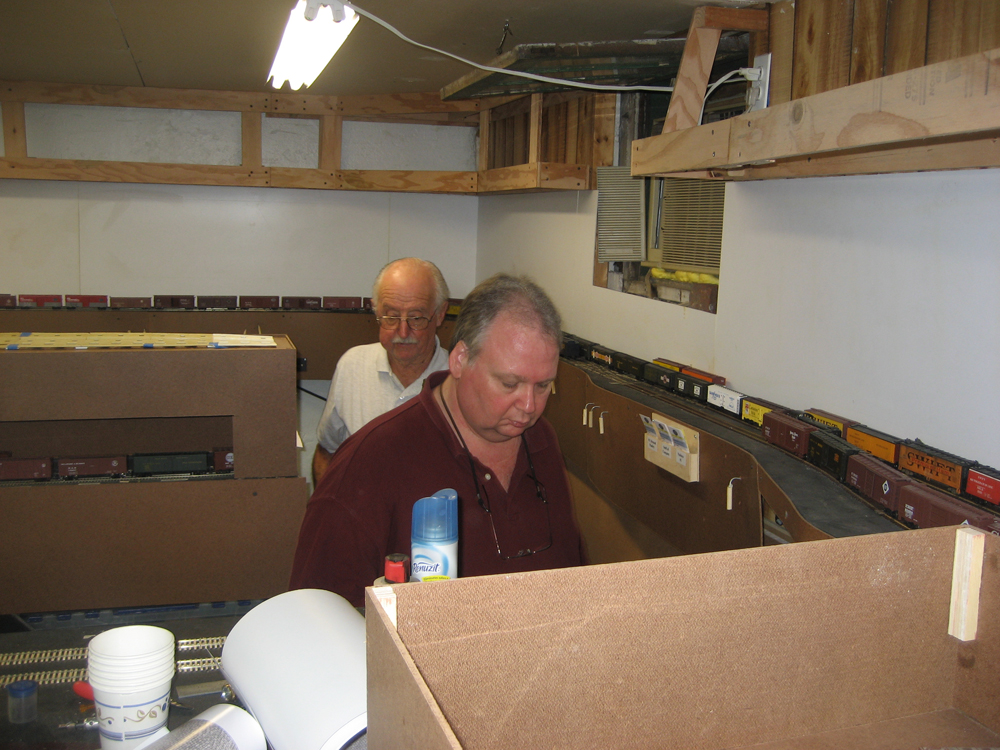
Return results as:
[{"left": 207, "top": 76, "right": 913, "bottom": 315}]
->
[{"left": 642, "top": 412, "right": 700, "bottom": 483}]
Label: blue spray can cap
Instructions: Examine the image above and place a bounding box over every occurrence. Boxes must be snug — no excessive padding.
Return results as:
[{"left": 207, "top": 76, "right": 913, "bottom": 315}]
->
[{"left": 411, "top": 491, "right": 458, "bottom": 543}]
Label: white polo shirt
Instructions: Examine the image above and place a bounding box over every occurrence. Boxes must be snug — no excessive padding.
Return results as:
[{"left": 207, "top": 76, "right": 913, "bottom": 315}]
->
[{"left": 315, "top": 340, "right": 450, "bottom": 454}]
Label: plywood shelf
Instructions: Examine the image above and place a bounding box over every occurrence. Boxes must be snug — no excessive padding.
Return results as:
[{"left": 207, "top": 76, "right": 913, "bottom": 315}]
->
[{"left": 632, "top": 46, "right": 1000, "bottom": 180}]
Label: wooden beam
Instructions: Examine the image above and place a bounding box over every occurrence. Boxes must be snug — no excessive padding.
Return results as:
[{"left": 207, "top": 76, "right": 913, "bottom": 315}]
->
[
  {"left": 337, "top": 93, "right": 480, "bottom": 117},
  {"left": 632, "top": 120, "right": 733, "bottom": 174},
  {"left": 528, "top": 94, "right": 543, "bottom": 163},
  {"left": 269, "top": 168, "right": 340, "bottom": 190},
  {"left": 661, "top": 14, "right": 721, "bottom": 133},
  {"left": 0, "top": 80, "right": 269, "bottom": 112},
  {"left": 241, "top": 111, "right": 262, "bottom": 169},
  {"left": 632, "top": 47, "right": 1000, "bottom": 179},
  {"left": 2, "top": 101, "right": 27, "bottom": 158},
  {"left": 537, "top": 162, "right": 588, "bottom": 189},
  {"left": 318, "top": 115, "right": 342, "bottom": 171},
  {"left": 339, "top": 170, "right": 477, "bottom": 194},
  {"left": 698, "top": 7, "right": 769, "bottom": 32},
  {"left": 0, "top": 157, "right": 269, "bottom": 187}
]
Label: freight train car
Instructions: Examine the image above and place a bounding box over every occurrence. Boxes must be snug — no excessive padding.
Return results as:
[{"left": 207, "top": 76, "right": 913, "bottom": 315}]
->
[{"left": 898, "top": 440, "right": 972, "bottom": 494}]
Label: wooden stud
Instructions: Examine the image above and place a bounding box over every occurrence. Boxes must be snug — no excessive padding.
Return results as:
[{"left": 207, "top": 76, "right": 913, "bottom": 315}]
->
[
  {"left": 885, "top": 0, "right": 929, "bottom": 75},
  {"left": 241, "top": 111, "right": 262, "bottom": 169},
  {"left": 339, "top": 169, "right": 478, "bottom": 194},
  {"left": 661, "top": 18, "right": 721, "bottom": 133},
  {"left": 769, "top": 1, "right": 796, "bottom": 106},
  {"left": 927, "top": 0, "right": 981, "bottom": 63},
  {"left": 477, "top": 110, "right": 490, "bottom": 173},
  {"left": 981, "top": 1, "right": 1000, "bottom": 52},
  {"left": 318, "top": 115, "right": 342, "bottom": 171},
  {"left": 698, "top": 7, "right": 770, "bottom": 32},
  {"left": 851, "top": 0, "right": 890, "bottom": 83},
  {"left": 2, "top": 101, "right": 27, "bottom": 158},
  {"left": 0, "top": 80, "right": 269, "bottom": 112},
  {"left": 948, "top": 526, "right": 986, "bottom": 642},
  {"left": 528, "top": 94, "right": 543, "bottom": 164}
]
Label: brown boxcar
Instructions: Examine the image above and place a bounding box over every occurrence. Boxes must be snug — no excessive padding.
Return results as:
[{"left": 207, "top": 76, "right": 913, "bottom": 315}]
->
[
  {"left": 680, "top": 366, "right": 726, "bottom": 386},
  {"left": 239, "top": 296, "right": 280, "bottom": 309},
  {"left": 153, "top": 295, "right": 195, "bottom": 309},
  {"left": 282, "top": 296, "right": 322, "bottom": 310},
  {"left": 898, "top": 439, "right": 971, "bottom": 494},
  {"left": 845, "top": 425, "right": 902, "bottom": 465},
  {"left": 0, "top": 294, "right": 16, "bottom": 308},
  {"left": 0, "top": 458, "right": 52, "bottom": 481},
  {"left": 196, "top": 296, "right": 238, "bottom": 309},
  {"left": 845, "top": 453, "right": 913, "bottom": 515},
  {"left": 110, "top": 297, "right": 152, "bottom": 308},
  {"left": 322, "top": 297, "right": 364, "bottom": 310},
  {"left": 18, "top": 294, "right": 61, "bottom": 308},
  {"left": 762, "top": 411, "right": 817, "bottom": 457},
  {"left": 56, "top": 456, "right": 127, "bottom": 478},
  {"left": 802, "top": 408, "right": 857, "bottom": 439},
  {"left": 213, "top": 449, "right": 235, "bottom": 473},
  {"left": 899, "top": 482, "right": 1000, "bottom": 534},
  {"left": 611, "top": 352, "right": 647, "bottom": 379}
]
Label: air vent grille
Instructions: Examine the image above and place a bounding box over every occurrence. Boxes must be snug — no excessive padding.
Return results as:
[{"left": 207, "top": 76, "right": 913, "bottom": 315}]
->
[
  {"left": 596, "top": 166, "right": 645, "bottom": 262},
  {"left": 652, "top": 178, "right": 725, "bottom": 274}
]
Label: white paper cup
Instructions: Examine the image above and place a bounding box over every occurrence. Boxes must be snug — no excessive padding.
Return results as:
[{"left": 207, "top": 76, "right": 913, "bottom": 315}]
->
[
  {"left": 89, "top": 626, "right": 175, "bottom": 660},
  {"left": 92, "top": 680, "right": 172, "bottom": 750}
]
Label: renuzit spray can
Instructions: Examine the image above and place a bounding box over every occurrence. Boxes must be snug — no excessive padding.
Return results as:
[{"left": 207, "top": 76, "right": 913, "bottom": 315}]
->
[{"left": 410, "top": 489, "right": 458, "bottom": 581}]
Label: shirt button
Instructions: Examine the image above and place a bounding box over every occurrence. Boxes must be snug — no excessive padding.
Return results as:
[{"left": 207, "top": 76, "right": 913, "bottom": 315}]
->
[{"left": 485, "top": 473, "right": 491, "bottom": 481}]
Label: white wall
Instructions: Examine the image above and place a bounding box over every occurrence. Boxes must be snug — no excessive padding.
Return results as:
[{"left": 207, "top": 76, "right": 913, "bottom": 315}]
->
[{"left": 476, "top": 170, "right": 1000, "bottom": 468}]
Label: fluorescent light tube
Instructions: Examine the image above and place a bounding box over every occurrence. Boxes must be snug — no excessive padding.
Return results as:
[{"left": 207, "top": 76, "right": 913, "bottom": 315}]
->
[{"left": 268, "top": 0, "right": 359, "bottom": 90}]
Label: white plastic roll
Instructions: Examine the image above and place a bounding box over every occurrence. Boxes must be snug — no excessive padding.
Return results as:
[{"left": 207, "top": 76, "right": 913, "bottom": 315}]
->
[{"left": 220, "top": 589, "right": 367, "bottom": 750}]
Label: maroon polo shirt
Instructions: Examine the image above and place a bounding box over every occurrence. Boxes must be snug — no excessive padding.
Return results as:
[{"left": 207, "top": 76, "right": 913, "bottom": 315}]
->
[{"left": 290, "top": 371, "right": 585, "bottom": 607}]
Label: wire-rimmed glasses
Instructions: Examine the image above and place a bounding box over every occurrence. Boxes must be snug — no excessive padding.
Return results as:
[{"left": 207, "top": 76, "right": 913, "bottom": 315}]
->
[{"left": 376, "top": 315, "right": 431, "bottom": 330}]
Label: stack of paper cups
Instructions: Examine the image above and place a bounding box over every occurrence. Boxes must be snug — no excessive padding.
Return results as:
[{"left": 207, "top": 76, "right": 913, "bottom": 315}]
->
[{"left": 88, "top": 626, "right": 176, "bottom": 750}]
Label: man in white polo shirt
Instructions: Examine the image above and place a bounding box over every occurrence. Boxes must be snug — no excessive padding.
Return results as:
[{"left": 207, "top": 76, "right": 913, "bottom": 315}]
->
[{"left": 312, "top": 257, "right": 450, "bottom": 483}]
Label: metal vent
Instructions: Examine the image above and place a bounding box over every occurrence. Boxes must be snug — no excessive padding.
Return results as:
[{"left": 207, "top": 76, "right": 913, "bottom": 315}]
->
[
  {"left": 596, "top": 166, "right": 645, "bottom": 262},
  {"left": 651, "top": 178, "right": 725, "bottom": 274}
]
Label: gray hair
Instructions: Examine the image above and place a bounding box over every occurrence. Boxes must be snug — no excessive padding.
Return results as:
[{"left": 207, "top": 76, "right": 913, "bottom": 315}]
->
[
  {"left": 451, "top": 273, "right": 563, "bottom": 360},
  {"left": 372, "top": 257, "right": 450, "bottom": 312}
]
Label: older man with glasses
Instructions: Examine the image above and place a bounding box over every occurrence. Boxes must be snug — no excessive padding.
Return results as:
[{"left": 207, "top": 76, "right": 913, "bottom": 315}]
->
[
  {"left": 312, "top": 257, "right": 451, "bottom": 484},
  {"left": 292, "top": 273, "right": 586, "bottom": 608}
]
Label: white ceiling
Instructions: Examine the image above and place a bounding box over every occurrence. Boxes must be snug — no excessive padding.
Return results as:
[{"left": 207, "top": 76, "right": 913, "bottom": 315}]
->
[{"left": 0, "top": 0, "right": 743, "bottom": 97}]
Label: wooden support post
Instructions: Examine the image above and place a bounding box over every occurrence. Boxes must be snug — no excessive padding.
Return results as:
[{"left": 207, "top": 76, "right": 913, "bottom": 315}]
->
[
  {"left": 661, "top": 9, "right": 722, "bottom": 133},
  {"left": 241, "top": 111, "right": 262, "bottom": 169},
  {"left": 2, "top": 101, "right": 28, "bottom": 158},
  {"left": 319, "top": 115, "right": 342, "bottom": 171},
  {"left": 948, "top": 526, "right": 986, "bottom": 642},
  {"left": 528, "top": 94, "right": 543, "bottom": 164},
  {"left": 478, "top": 110, "right": 490, "bottom": 172},
  {"left": 768, "top": 1, "right": 796, "bottom": 106}
]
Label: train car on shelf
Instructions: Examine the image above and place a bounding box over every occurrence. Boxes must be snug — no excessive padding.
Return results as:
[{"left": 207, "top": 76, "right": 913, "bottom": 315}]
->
[
  {"left": 793, "top": 412, "right": 841, "bottom": 434},
  {"left": 0, "top": 457, "right": 52, "bottom": 481},
  {"left": 56, "top": 456, "right": 127, "bottom": 478},
  {"left": 674, "top": 370, "right": 710, "bottom": 403},
  {"left": 212, "top": 449, "right": 235, "bottom": 473},
  {"left": 129, "top": 452, "right": 213, "bottom": 476},
  {"left": 110, "top": 297, "right": 152, "bottom": 309},
  {"left": 741, "top": 396, "right": 787, "bottom": 428},
  {"left": 652, "top": 358, "right": 684, "bottom": 372},
  {"left": 18, "top": 294, "right": 62, "bottom": 309},
  {"left": 899, "top": 483, "right": 1000, "bottom": 534},
  {"left": 762, "top": 411, "right": 817, "bottom": 458},
  {"left": 642, "top": 361, "right": 678, "bottom": 392},
  {"left": 588, "top": 345, "right": 615, "bottom": 368},
  {"left": 611, "top": 352, "right": 648, "bottom": 379},
  {"left": 802, "top": 408, "right": 857, "bottom": 439},
  {"left": 196, "top": 296, "right": 238, "bottom": 309},
  {"left": 322, "top": 297, "right": 364, "bottom": 311},
  {"left": 239, "top": 296, "right": 280, "bottom": 309},
  {"left": 64, "top": 294, "right": 109, "bottom": 309},
  {"left": 153, "top": 295, "right": 195, "bottom": 309},
  {"left": 680, "top": 366, "right": 726, "bottom": 386},
  {"left": 966, "top": 464, "right": 1000, "bottom": 507},
  {"left": 0, "top": 294, "right": 16, "bottom": 308},
  {"left": 845, "top": 453, "right": 913, "bottom": 516},
  {"left": 845, "top": 425, "right": 902, "bottom": 465},
  {"left": 807, "top": 430, "right": 860, "bottom": 483},
  {"left": 898, "top": 439, "right": 971, "bottom": 494},
  {"left": 282, "top": 296, "right": 322, "bottom": 310},
  {"left": 707, "top": 384, "right": 744, "bottom": 417}
]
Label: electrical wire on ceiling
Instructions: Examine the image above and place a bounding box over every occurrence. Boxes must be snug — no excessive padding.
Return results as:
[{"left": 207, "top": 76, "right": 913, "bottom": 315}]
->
[{"left": 346, "top": 2, "right": 675, "bottom": 93}]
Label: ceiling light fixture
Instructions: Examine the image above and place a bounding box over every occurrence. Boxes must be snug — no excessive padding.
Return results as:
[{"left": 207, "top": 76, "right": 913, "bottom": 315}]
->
[{"left": 268, "top": 0, "right": 359, "bottom": 90}]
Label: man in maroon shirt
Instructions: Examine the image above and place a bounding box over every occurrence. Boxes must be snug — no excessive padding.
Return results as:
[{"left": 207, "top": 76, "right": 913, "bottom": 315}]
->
[{"left": 290, "top": 273, "right": 586, "bottom": 606}]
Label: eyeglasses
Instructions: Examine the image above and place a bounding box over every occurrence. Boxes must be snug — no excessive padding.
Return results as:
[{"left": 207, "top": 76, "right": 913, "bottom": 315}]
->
[
  {"left": 376, "top": 315, "right": 431, "bottom": 331},
  {"left": 463, "top": 436, "right": 552, "bottom": 559}
]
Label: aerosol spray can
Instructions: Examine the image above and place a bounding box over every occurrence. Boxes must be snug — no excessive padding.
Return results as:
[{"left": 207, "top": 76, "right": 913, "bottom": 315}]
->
[{"left": 410, "top": 489, "right": 458, "bottom": 581}]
